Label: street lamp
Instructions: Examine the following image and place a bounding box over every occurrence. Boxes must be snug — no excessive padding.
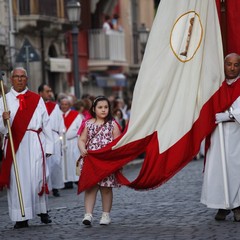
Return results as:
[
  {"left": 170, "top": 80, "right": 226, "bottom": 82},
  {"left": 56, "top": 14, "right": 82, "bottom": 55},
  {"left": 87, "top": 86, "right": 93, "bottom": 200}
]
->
[
  {"left": 66, "top": 0, "right": 81, "bottom": 99},
  {"left": 138, "top": 23, "right": 150, "bottom": 59}
]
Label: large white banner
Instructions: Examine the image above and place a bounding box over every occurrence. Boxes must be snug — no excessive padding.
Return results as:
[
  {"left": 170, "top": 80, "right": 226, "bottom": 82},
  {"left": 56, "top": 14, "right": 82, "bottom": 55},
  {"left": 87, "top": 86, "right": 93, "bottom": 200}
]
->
[
  {"left": 115, "top": 0, "right": 224, "bottom": 152},
  {"left": 78, "top": 0, "right": 234, "bottom": 193}
]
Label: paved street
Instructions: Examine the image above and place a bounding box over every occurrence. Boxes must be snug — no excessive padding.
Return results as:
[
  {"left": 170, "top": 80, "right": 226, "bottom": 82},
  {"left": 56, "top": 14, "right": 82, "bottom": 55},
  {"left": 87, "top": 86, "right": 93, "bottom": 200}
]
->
[{"left": 1, "top": 159, "right": 240, "bottom": 240}]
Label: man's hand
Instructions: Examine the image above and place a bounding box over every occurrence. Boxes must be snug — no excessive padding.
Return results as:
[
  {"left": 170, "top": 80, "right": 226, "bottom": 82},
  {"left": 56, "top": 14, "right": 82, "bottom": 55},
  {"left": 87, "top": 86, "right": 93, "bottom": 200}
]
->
[
  {"left": 2, "top": 111, "right": 10, "bottom": 126},
  {"left": 215, "top": 112, "right": 230, "bottom": 123}
]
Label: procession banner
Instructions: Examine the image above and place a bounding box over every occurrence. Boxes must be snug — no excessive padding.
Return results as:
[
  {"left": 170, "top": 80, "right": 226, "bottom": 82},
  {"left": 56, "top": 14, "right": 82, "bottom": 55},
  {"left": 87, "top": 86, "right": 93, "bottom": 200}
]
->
[{"left": 78, "top": 0, "right": 238, "bottom": 193}]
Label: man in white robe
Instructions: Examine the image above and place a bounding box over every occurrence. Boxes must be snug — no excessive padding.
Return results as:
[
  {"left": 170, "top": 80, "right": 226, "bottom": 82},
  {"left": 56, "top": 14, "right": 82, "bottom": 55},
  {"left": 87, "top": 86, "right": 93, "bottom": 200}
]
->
[
  {"left": 0, "top": 67, "right": 54, "bottom": 229},
  {"left": 201, "top": 53, "right": 240, "bottom": 221},
  {"left": 38, "top": 83, "right": 65, "bottom": 197},
  {"left": 60, "top": 97, "right": 83, "bottom": 189}
]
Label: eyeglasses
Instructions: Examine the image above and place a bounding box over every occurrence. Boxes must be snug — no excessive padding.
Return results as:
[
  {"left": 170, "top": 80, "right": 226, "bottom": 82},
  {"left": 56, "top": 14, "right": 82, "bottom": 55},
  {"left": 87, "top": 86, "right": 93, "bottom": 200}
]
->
[{"left": 12, "top": 75, "right": 27, "bottom": 80}]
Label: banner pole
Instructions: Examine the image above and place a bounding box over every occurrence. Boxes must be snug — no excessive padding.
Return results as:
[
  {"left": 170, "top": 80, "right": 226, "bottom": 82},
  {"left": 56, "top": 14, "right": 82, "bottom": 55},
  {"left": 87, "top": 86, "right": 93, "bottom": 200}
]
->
[
  {"left": 61, "top": 129, "right": 67, "bottom": 181},
  {"left": 218, "top": 122, "right": 230, "bottom": 208}
]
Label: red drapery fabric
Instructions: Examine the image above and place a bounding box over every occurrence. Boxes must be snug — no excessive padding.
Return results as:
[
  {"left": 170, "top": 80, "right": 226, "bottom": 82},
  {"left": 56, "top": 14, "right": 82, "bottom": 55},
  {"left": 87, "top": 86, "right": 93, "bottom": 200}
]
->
[
  {"left": 78, "top": 81, "right": 240, "bottom": 193},
  {"left": 216, "top": 0, "right": 240, "bottom": 55}
]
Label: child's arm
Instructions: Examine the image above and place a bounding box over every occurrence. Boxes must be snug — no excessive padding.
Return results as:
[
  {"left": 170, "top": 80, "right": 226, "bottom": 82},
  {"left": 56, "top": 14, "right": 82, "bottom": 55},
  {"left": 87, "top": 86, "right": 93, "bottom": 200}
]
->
[
  {"left": 113, "top": 121, "right": 122, "bottom": 139},
  {"left": 78, "top": 126, "right": 88, "bottom": 157}
]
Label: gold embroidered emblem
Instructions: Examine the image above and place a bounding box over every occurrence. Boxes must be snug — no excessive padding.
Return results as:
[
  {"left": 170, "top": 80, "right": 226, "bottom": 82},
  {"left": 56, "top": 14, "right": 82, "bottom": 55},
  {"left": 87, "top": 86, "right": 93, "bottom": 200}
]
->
[{"left": 170, "top": 11, "right": 203, "bottom": 63}]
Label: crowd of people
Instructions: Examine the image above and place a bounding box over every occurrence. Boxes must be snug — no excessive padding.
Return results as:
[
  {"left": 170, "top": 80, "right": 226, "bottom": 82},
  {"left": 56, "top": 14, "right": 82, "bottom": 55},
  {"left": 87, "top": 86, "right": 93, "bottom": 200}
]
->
[
  {"left": 0, "top": 67, "right": 130, "bottom": 228},
  {"left": 0, "top": 52, "right": 240, "bottom": 229}
]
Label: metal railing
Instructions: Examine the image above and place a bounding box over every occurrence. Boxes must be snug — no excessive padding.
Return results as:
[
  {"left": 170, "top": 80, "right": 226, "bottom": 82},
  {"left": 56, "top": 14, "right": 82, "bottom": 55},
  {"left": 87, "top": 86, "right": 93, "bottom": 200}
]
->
[
  {"left": 19, "top": 0, "right": 57, "bottom": 17},
  {"left": 88, "top": 29, "right": 126, "bottom": 62}
]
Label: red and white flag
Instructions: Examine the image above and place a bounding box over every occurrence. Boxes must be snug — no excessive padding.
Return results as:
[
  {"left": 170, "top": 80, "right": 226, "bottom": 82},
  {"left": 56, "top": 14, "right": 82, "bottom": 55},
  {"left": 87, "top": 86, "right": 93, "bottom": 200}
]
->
[{"left": 78, "top": 0, "right": 240, "bottom": 193}]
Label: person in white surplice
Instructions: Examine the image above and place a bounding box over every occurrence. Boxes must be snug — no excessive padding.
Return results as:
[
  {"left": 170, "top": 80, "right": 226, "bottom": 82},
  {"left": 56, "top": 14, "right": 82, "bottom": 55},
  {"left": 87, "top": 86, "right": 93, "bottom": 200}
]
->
[
  {"left": 38, "top": 83, "right": 65, "bottom": 197},
  {"left": 201, "top": 53, "right": 240, "bottom": 222},
  {"left": 0, "top": 67, "right": 54, "bottom": 229},
  {"left": 60, "top": 97, "right": 83, "bottom": 189}
]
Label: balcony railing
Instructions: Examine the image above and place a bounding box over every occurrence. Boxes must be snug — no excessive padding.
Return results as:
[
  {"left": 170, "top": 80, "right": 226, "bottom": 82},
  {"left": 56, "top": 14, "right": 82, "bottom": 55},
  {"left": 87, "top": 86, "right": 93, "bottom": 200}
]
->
[
  {"left": 88, "top": 29, "right": 126, "bottom": 62},
  {"left": 18, "top": 0, "right": 57, "bottom": 17}
]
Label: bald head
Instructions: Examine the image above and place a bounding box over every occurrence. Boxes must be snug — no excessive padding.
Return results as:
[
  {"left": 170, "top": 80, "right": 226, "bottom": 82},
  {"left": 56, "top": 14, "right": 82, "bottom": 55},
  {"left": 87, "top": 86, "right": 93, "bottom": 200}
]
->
[{"left": 224, "top": 53, "right": 240, "bottom": 79}]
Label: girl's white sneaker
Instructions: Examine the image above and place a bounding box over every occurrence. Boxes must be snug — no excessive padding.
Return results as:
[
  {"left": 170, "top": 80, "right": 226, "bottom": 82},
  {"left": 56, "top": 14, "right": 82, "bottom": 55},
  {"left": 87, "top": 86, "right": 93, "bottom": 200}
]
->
[
  {"left": 82, "top": 213, "right": 93, "bottom": 225},
  {"left": 99, "top": 212, "right": 111, "bottom": 225}
]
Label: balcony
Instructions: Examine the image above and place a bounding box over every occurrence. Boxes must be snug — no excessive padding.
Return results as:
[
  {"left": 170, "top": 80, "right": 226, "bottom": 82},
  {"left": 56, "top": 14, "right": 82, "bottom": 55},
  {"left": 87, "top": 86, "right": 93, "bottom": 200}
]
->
[
  {"left": 14, "top": 0, "right": 69, "bottom": 33},
  {"left": 88, "top": 29, "right": 127, "bottom": 71},
  {"left": 18, "top": 0, "right": 57, "bottom": 16}
]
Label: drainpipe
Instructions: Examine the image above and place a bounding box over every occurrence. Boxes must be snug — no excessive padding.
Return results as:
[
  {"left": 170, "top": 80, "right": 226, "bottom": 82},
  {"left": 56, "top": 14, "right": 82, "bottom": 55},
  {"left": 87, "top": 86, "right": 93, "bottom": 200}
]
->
[
  {"left": 132, "top": 0, "right": 139, "bottom": 64},
  {"left": 8, "top": 0, "right": 16, "bottom": 70},
  {"left": 40, "top": 30, "right": 46, "bottom": 84}
]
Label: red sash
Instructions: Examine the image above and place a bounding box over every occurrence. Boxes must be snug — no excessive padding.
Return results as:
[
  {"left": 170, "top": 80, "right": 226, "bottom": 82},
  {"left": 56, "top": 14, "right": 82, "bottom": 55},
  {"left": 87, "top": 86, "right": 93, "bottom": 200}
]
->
[
  {"left": 63, "top": 110, "right": 79, "bottom": 130},
  {"left": 0, "top": 91, "right": 40, "bottom": 188},
  {"left": 45, "top": 101, "right": 56, "bottom": 116}
]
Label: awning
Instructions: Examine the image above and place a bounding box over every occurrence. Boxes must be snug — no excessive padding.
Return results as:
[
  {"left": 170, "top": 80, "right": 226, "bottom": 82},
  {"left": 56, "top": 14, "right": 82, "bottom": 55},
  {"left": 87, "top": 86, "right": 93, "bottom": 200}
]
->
[
  {"left": 49, "top": 58, "right": 71, "bottom": 72},
  {"left": 96, "top": 73, "right": 127, "bottom": 87}
]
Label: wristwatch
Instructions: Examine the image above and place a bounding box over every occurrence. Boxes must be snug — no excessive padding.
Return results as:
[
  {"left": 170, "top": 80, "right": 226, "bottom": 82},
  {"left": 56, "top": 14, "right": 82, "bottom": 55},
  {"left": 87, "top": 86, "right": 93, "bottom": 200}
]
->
[{"left": 228, "top": 109, "right": 234, "bottom": 119}]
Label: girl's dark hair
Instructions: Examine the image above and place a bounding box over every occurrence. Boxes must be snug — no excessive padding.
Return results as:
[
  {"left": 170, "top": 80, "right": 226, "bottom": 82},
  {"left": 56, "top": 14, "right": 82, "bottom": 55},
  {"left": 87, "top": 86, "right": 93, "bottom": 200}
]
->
[{"left": 90, "top": 96, "right": 113, "bottom": 122}]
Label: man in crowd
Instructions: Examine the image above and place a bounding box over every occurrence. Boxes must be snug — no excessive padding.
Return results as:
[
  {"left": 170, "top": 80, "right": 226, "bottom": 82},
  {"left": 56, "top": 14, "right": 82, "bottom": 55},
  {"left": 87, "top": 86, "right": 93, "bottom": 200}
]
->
[
  {"left": 38, "top": 83, "right": 64, "bottom": 197},
  {"left": 0, "top": 67, "right": 53, "bottom": 228},
  {"left": 60, "top": 97, "right": 82, "bottom": 189},
  {"left": 201, "top": 53, "right": 240, "bottom": 221}
]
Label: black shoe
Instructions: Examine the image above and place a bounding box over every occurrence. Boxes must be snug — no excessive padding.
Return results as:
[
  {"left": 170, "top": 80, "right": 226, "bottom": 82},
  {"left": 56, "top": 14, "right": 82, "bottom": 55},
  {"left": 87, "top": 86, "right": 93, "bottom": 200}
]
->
[
  {"left": 233, "top": 206, "right": 240, "bottom": 222},
  {"left": 215, "top": 209, "right": 231, "bottom": 221},
  {"left": 14, "top": 220, "right": 29, "bottom": 229},
  {"left": 63, "top": 182, "right": 73, "bottom": 189},
  {"left": 52, "top": 189, "right": 60, "bottom": 197},
  {"left": 39, "top": 213, "right": 52, "bottom": 224}
]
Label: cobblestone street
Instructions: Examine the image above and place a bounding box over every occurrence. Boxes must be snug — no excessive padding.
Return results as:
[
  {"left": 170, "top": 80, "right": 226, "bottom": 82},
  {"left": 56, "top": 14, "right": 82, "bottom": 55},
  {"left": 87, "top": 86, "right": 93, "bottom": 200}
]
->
[{"left": 1, "top": 159, "right": 240, "bottom": 240}]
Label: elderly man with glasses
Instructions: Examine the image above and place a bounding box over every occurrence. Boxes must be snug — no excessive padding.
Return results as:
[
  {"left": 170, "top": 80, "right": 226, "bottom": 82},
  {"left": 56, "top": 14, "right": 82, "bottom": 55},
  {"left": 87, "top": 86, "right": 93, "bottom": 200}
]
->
[{"left": 0, "top": 67, "right": 54, "bottom": 229}]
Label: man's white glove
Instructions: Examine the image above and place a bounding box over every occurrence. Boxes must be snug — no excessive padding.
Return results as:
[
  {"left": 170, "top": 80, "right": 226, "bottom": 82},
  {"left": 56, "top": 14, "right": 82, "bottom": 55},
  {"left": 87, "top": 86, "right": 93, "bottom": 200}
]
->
[{"left": 215, "top": 112, "right": 230, "bottom": 123}]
